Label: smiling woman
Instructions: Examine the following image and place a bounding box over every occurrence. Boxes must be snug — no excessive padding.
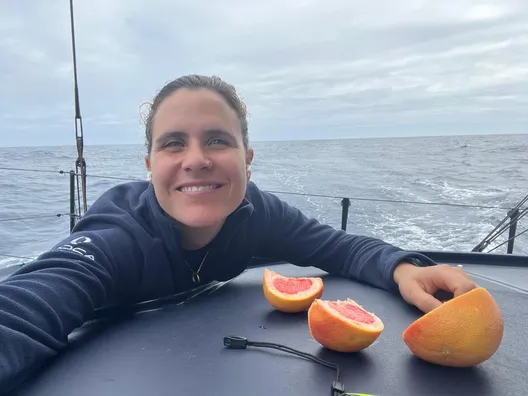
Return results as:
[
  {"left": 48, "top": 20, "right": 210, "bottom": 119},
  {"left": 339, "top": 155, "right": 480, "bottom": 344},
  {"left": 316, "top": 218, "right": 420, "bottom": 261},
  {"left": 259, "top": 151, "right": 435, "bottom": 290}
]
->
[
  {"left": 143, "top": 76, "right": 254, "bottom": 249},
  {"left": 0, "top": 74, "right": 478, "bottom": 394}
]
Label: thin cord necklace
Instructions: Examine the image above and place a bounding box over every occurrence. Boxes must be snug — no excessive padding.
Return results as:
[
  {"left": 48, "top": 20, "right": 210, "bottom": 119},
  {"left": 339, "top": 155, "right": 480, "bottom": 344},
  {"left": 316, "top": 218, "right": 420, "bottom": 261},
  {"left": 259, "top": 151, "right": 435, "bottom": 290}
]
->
[{"left": 184, "top": 248, "right": 211, "bottom": 285}]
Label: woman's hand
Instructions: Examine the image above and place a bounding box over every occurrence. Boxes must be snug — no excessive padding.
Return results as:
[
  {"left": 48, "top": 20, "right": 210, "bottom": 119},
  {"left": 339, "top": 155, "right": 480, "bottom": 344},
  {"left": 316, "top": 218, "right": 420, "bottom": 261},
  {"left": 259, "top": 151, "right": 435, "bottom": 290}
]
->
[{"left": 393, "top": 262, "right": 477, "bottom": 313}]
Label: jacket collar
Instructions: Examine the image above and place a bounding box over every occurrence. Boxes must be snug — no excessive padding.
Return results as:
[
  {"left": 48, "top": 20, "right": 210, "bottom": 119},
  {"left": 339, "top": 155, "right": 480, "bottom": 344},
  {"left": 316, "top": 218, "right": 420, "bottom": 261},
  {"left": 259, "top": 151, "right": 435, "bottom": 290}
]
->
[{"left": 144, "top": 182, "right": 255, "bottom": 251}]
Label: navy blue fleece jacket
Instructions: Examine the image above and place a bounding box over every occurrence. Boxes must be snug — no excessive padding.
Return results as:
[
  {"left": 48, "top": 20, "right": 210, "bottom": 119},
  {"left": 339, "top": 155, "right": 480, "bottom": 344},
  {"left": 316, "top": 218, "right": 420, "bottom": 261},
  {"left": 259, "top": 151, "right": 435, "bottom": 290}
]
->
[{"left": 0, "top": 180, "right": 435, "bottom": 390}]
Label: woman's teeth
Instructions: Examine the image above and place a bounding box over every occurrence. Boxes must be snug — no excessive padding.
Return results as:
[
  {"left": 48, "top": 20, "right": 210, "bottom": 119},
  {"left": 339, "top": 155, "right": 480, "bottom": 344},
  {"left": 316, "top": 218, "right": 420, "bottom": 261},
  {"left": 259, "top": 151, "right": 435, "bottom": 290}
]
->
[{"left": 179, "top": 184, "right": 220, "bottom": 192}]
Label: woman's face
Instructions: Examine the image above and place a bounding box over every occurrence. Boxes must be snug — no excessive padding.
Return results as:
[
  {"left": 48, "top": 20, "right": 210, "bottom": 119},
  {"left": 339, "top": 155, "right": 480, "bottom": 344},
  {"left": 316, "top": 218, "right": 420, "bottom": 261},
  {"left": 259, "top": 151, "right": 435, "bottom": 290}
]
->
[{"left": 145, "top": 88, "right": 253, "bottom": 239}]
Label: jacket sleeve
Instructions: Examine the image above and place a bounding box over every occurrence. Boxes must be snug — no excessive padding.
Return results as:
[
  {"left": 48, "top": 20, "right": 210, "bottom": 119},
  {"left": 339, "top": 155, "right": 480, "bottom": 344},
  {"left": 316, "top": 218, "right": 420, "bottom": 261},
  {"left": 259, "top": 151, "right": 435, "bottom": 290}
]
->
[
  {"left": 254, "top": 190, "right": 436, "bottom": 293},
  {"left": 0, "top": 213, "right": 144, "bottom": 393}
]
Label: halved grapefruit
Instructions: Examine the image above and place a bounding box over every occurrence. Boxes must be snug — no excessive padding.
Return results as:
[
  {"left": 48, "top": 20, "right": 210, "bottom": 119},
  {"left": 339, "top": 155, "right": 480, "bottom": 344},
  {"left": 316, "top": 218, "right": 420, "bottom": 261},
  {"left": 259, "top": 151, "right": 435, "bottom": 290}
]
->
[
  {"left": 308, "top": 298, "right": 384, "bottom": 352},
  {"left": 262, "top": 268, "right": 324, "bottom": 313},
  {"left": 402, "top": 287, "right": 504, "bottom": 367}
]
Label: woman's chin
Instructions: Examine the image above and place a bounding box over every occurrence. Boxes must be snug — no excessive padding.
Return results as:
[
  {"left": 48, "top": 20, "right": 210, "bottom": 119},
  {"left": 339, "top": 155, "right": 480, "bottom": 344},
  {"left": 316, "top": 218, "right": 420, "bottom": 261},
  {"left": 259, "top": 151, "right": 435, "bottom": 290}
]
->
[
  {"left": 171, "top": 210, "right": 228, "bottom": 230},
  {"left": 159, "top": 194, "right": 243, "bottom": 230}
]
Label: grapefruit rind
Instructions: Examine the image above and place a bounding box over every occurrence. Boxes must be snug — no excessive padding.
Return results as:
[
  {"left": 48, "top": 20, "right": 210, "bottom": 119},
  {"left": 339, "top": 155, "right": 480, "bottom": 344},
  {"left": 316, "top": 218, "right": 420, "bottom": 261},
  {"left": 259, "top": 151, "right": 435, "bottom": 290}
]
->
[
  {"left": 308, "top": 298, "right": 384, "bottom": 353},
  {"left": 262, "top": 268, "right": 324, "bottom": 313},
  {"left": 402, "top": 287, "right": 504, "bottom": 367}
]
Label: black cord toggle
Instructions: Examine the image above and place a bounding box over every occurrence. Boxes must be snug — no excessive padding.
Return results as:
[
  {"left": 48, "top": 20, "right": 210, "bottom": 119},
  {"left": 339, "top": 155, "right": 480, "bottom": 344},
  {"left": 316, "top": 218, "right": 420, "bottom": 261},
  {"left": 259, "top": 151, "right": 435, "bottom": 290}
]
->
[
  {"left": 224, "top": 335, "right": 344, "bottom": 395},
  {"left": 332, "top": 380, "right": 345, "bottom": 396},
  {"left": 223, "top": 336, "right": 249, "bottom": 349}
]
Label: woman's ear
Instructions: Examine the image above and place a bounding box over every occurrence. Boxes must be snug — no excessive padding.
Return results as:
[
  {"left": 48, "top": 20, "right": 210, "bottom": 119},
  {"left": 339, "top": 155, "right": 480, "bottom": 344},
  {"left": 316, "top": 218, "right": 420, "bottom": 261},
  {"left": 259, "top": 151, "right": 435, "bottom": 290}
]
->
[
  {"left": 246, "top": 148, "right": 254, "bottom": 181},
  {"left": 246, "top": 164, "right": 252, "bottom": 181},
  {"left": 145, "top": 155, "right": 152, "bottom": 181}
]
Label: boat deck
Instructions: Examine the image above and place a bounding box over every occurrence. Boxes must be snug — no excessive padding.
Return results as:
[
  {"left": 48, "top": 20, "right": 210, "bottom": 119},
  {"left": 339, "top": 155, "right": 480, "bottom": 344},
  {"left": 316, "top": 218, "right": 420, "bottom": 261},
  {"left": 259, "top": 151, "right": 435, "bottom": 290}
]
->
[{"left": 10, "top": 260, "right": 527, "bottom": 396}]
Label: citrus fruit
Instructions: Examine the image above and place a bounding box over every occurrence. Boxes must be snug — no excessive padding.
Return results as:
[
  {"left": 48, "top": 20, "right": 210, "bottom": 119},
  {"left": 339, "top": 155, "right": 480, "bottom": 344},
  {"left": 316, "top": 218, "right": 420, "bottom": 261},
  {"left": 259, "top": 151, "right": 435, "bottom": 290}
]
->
[
  {"left": 262, "top": 268, "right": 324, "bottom": 313},
  {"left": 307, "top": 298, "right": 384, "bottom": 352},
  {"left": 402, "top": 287, "right": 504, "bottom": 367}
]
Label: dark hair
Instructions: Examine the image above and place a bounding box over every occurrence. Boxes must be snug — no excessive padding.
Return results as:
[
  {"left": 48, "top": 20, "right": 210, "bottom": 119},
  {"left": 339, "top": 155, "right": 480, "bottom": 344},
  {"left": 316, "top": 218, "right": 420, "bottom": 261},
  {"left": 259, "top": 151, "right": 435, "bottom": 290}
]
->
[{"left": 142, "top": 74, "right": 249, "bottom": 155}]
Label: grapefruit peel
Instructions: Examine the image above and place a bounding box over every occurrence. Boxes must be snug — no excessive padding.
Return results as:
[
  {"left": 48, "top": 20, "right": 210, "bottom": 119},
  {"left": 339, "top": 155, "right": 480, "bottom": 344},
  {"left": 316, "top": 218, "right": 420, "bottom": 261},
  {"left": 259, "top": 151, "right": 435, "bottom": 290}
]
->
[
  {"left": 262, "top": 268, "right": 324, "bottom": 313},
  {"left": 402, "top": 287, "right": 504, "bottom": 367},
  {"left": 308, "top": 298, "right": 384, "bottom": 353}
]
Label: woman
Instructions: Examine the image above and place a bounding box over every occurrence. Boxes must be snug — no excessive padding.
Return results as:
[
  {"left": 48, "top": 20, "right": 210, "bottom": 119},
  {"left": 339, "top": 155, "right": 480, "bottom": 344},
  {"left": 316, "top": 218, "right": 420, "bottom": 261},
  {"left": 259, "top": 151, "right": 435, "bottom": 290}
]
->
[{"left": 0, "top": 75, "right": 476, "bottom": 390}]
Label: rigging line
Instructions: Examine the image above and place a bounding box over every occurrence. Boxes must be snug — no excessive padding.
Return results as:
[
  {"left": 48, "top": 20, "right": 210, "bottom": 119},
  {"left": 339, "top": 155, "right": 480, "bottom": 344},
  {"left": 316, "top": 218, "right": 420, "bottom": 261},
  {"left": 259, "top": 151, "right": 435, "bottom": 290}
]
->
[
  {"left": 69, "top": 0, "right": 87, "bottom": 216},
  {"left": 507, "top": 192, "right": 527, "bottom": 213},
  {"left": 5, "top": 165, "right": 516, "bottom": 211},
  {"left": 474, "top": 207, "right": 528, "bottom": 250},
  {"left": 516, "top": 192, "right": 528, "bottom": 206},
  {"left": 0, "top": 253, "right": 35, "bottom": 261},
  {"left": 483, "top": 208, "right": 527, "bottom": 245},
  {"left": 0, "top": 166, "right": 141, "bottom": 182},
  {"left": 473, "top": 192, "right": 527, "bottom": 245},
  {"left": 487, "top": 227, "right": 528, "bottom": 253},
  {"left": 81, "top": 173, "right": 143, "bottom": 181},
  {"left": 0, "top": 166, "right": 525, "bottom": 213},
  {"left": 0, "top": 166, "right": 67, "bottom": 175},
  {"left": 265, "top": 189, "right": 516, "bottom": 211},
  {"left": 482, "top": 207, "right": 527, "bottom": 238},
  {"left": 0, "top": 213, "right": 77, "bottom": 222}
]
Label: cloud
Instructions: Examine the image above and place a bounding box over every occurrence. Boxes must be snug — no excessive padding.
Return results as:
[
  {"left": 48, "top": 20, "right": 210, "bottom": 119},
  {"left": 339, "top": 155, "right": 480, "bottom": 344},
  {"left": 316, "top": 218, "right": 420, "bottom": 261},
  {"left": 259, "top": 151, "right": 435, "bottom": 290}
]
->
[{"left": 0, "top": 0, "right": 527, "bottom": 147}]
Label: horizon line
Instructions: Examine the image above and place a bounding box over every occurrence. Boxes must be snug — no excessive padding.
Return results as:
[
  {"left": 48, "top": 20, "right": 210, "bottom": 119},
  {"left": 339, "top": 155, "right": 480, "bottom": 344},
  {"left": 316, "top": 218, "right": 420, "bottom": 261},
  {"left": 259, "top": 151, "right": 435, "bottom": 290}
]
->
[{"left": 0, "top": 131, "right": 526, "bottom": 149}]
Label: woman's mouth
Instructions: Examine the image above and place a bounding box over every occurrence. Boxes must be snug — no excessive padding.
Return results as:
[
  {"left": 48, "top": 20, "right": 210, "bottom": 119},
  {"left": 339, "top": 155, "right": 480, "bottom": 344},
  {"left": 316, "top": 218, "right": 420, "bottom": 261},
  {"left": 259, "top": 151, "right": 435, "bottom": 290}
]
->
[{"left": 176, "top": 183, "right": 224, "bottom": 194}]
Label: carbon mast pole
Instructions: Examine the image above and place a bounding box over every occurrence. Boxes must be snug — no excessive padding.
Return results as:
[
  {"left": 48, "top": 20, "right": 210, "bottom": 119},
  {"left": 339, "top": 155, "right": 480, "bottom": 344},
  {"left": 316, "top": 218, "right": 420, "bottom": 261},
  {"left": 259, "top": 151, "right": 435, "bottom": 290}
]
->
[{"left": 68, "top": 0, "right": 88, "bottom": 220}]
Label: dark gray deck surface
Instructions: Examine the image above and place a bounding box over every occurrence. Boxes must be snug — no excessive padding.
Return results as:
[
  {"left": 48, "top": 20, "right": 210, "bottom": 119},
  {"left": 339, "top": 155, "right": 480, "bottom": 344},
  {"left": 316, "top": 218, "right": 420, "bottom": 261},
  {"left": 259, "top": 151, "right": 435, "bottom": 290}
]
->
[{"left": 9, "top": 262, "right": 527, "bottom": 396}]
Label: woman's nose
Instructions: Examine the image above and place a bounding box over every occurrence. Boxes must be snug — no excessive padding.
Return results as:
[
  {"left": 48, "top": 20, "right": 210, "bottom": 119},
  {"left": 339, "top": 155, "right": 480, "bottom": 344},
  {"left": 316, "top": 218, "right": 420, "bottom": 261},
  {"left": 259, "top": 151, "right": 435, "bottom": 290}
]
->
[{"left": 181, "top": 143, "right": 212, "bottom": 171}]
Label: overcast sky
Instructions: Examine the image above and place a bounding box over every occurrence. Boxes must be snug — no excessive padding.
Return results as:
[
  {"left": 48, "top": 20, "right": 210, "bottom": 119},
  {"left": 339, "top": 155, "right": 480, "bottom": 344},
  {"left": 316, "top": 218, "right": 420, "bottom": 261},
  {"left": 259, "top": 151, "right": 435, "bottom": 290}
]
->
[{"left": 1, "top": 0, "right": 527, "bottom": 147}]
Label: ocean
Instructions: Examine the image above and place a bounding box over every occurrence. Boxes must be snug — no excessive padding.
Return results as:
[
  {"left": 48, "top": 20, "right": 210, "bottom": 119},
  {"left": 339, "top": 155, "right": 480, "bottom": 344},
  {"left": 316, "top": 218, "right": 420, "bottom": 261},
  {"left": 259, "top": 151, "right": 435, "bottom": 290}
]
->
[{"left": 0, "top": 133, "right": 527, "bottom": 269}]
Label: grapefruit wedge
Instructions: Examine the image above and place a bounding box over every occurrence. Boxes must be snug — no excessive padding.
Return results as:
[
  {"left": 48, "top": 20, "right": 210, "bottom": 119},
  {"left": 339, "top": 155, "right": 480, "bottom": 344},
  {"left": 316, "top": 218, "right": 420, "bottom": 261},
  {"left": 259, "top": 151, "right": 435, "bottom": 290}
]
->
[
  {"left": 262, "top": 268, "right": 324, "bottom": 313},
  {"left": 308, "top": 298, "right": 384, "bottom": 352},
  {"left": 402, "top": 287, "right": 504, "bottom": 367}
]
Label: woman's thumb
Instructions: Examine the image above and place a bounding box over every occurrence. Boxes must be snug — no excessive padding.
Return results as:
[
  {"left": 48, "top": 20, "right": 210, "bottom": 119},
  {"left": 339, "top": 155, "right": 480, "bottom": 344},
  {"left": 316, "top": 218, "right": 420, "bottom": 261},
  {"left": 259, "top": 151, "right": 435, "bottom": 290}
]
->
[{"left": 402, "top": 282, "right": 443, "bottom": 313}]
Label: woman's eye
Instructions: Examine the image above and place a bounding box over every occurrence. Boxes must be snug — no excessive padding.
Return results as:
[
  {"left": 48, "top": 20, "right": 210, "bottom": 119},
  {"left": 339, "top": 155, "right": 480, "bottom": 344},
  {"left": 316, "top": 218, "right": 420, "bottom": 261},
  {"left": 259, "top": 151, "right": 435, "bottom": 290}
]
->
[
  {"left": 209, "top": 138, "right": 228, "bottom": 146},
  {"left": 164, "top": 140, "right": 183, "bottom": 148}
]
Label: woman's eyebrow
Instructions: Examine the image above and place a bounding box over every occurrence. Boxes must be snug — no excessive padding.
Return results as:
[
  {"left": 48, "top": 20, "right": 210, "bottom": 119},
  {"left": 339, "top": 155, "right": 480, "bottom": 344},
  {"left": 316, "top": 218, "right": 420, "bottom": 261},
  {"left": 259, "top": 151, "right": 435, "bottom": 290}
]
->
[
  {"left": 155, "top": 129, "right": 236, "bottom": 145},
  {"left": 203, "top": 129, "right": 236, "bottom": 140},
  {"left": 155, "top": 130, "right": 186, "bottom": 145}
]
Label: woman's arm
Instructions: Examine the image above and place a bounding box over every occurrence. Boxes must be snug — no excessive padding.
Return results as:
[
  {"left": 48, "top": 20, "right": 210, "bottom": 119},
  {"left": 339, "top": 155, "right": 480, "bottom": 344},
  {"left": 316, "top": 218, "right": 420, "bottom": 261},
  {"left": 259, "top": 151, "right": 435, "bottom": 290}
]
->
[
  {"left": 253, "top": 187, "right": 435, "bottom": 293},
  {"left": 0, "top": 212, "right": 145, "bottom": 392}
]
